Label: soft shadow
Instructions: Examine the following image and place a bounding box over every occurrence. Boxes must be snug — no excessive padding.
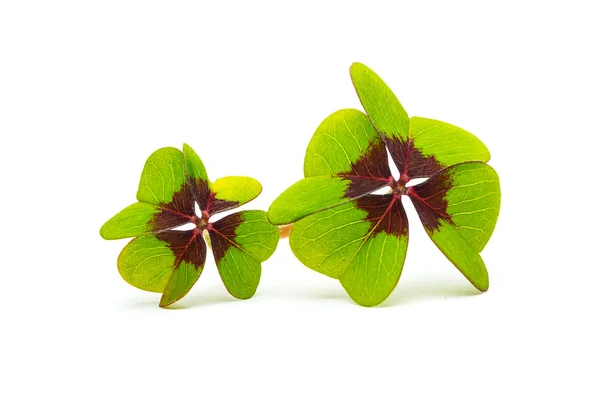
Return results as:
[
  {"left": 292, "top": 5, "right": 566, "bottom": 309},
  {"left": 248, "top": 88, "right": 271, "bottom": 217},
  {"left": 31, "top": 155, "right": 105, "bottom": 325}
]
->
[
  {"left": 306, "top": 288, "right": 349, "bottom": 302},
  {"left": 166, "top": 291, "right": 239, "bottom": 310},
  {"left": 122, "top": 287, "right": 239, "bottom": 310},
  {"left": 267, "top": 284, "right": 354, "bottom": 304},
  {"left": 380, "top": 279, "right": 483, "bottom": 308},
  {"left": 263, "top": 279, "right": 482, "bottom": 308}
]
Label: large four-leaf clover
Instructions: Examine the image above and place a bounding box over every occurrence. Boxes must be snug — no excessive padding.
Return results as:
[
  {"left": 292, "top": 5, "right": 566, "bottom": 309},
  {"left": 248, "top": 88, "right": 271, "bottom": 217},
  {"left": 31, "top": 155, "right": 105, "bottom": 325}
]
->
[
  {"left": 100, "top": 144, "right": 279, "bottom": 307},
  {"left": 268, "top": 63, "right": 501, "bottom": 306}
]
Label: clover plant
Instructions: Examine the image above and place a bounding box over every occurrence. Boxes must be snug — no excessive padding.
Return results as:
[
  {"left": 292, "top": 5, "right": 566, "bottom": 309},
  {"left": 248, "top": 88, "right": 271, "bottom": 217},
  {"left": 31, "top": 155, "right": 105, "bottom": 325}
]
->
[
  {"left": 269, "top": 63, "right": 500, "bottom": 306},
  {"left": 101, "top": 144, "right": 279, "bottom": 307}
]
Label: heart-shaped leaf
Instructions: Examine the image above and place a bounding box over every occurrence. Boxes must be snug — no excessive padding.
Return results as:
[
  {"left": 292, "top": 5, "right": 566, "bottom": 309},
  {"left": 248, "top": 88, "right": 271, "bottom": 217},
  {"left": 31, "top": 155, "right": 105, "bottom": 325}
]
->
[
  {"left": 118, "top": 231, "right": 206, "bottom": 306},
  {"left": 101, "top": 144, "right": 279, "bottom": 307},
  {"left": 209, "top": 176, "right": 262, "bottom": 214},
  {"left": 351, "top": 62, "right": 490, "bottom": 179},
  {"left": 290, "top": 195, "right": 409, "bottom": 306},
  {"left": 269, "top": 109, "right": 393, "bottom": 225},
  {"left": 408, "top": 161, "right": 500, "bottom": 290},
  {"left": 210, "top": 210, "right": 279, "bottom": 299}
]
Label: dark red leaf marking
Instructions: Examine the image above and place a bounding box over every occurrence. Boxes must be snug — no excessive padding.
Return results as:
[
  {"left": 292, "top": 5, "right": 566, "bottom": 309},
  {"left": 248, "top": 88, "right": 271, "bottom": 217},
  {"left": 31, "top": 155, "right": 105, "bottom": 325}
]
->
[
  {"left": 151, "top": 210, "right": 192, "bottom": 232},
  {"left": 149, "top": 176, "right": 238, "bottom": 233},
  {"left": 343, "top": 141, "right": 392, "bottom": 179},
  {"left": 339, "top": 142, "right": 393, "bottom": 198},
  {"left": 208, "top": 213, "right": 243, "bottom": 263},
  {"left": 190, "top": 178, "right": 239, "bottom": 215},
  {"left": 355, "top": 194, "right": 408, "bottom": 237},
  {"left": 407, "top": 168, "right": 453, "bottom": 232},
  {"left": 384, "top": 137, "right": 444, "bottom": 182},
  {"left": 155, "top": 230, "right": 207, "bottom": 269},
  {"left": 206, "top": 192, "right": 239, "bottom": 215},
  {"left": 151, "top": 184, "right": 196, "bottom": 232},
  {"left": 189, "top": 178, "right": 211, "bottom": 211},
  {"left": 345, "top": 177, "right": 392, "bottom": 199}
]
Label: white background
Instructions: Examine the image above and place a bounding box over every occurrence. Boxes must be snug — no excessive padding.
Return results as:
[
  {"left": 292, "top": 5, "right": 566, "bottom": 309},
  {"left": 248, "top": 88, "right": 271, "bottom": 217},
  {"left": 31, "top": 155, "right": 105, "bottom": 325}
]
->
[{"left": 1, "top": 1, "right": 598, "bottom": 399}]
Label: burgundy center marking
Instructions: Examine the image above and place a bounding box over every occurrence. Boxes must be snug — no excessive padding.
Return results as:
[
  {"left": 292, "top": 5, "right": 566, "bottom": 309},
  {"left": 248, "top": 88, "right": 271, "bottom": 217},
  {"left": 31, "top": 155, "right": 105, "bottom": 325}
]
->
[
  {"left": 148, "top": 177, "right": 222, "bottom": 268},
  {"left": 155, "top": 229, "right": 207, "bottom": 269},
  {"left": 345, "top": 134, "right": 454, "bottom": 235},
  {"left": 338, "top": 141, "right": 394, "bottom": 198},
  {"left": 407, "top": 169, "right": 453, "bottom": 232},
  {"left": 189, "top": 178, "right": 211, "bottom": 211},
  {"left": 208, "top": 213, "right": 243, "bottom": 263},
  {"left": 384, "top": 137, "right": 444, "bottom": 180},
  {"left": 207, "top": 193, "right": 240, "bottom": 215},
  {"left": 324, "top": 132, "right": 452, "bottom": 236},
  {"left": 151, "top": 184, "right": 196, "bottom": 232},
  {"left": 343, "top": 141, "right": 392, "bottom": 179},
  {"left": 354, "top": 194, "right": 408, "bottom": 237}
]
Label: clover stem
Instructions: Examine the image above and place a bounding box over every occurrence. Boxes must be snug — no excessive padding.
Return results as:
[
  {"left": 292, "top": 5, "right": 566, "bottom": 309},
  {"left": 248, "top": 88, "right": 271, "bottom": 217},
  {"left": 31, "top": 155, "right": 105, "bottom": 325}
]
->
[
  {"left": 202, "top": 229, "right": 212, "bottom": 250},
  {"left": 279, "top": 224, "right": 293, "bottom": 239}
]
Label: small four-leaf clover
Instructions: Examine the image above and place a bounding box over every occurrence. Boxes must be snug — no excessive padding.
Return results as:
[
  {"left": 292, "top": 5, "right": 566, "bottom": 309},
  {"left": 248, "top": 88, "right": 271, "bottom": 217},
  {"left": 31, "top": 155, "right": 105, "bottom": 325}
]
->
[{"left": 101, "top": 144, "right": 279, "bottom": 307}]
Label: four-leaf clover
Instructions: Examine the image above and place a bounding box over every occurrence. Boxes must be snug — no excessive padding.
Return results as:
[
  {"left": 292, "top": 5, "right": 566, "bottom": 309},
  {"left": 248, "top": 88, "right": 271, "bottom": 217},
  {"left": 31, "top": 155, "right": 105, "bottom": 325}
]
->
[
  {"left": 268, "top": 63, "right": 501, "bottom": 306},
  {"left": 100, "top": 144, "right": 279, "bottom": 307}
]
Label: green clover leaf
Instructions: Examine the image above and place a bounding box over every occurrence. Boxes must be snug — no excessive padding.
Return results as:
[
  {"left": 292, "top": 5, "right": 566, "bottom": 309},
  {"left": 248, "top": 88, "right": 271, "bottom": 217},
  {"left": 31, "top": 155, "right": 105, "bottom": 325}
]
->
[
  {"left": 269, "top": 63, "right": 500, "bottom": 306},
  {"left": 101, "top": 144, "right": 279, "bottom": 307}
]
